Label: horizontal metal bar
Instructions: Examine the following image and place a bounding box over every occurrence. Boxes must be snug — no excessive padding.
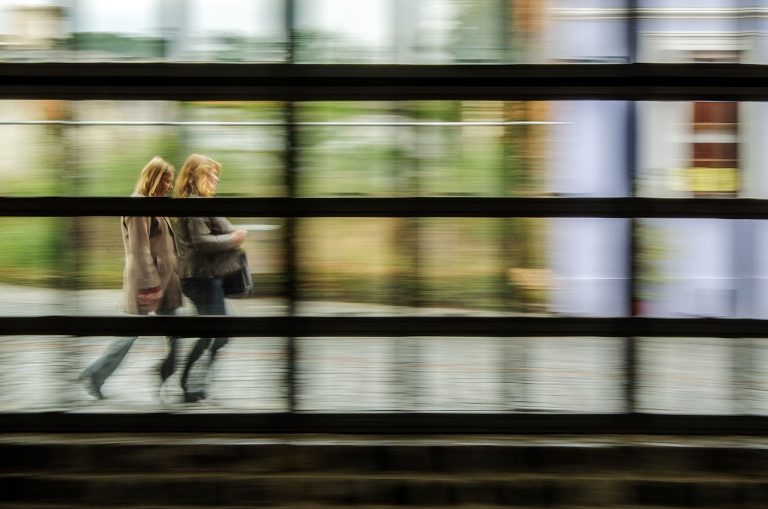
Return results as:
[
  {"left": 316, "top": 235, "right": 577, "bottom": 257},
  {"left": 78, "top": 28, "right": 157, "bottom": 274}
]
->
[
  {"left": 1, "top": 63, "right": 768, "bottom": 101},
  {"left": 1, "top": 412, "right": 767, "bottom": 435},
  {"left": 2, "top": 196, "right": 768, "bottom": 218},
  {"left": 0, "top": 316, "right": 766, "bottom": 338}
]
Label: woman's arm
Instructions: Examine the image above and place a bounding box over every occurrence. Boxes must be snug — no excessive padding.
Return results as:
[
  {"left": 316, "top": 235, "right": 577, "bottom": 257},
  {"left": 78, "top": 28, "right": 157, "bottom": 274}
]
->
[
  {"left": 186, "top": 216, "right": 243, "bottom": 253},
  {"left": 211, "top": 216, "right": 236, "bottom": 234}
]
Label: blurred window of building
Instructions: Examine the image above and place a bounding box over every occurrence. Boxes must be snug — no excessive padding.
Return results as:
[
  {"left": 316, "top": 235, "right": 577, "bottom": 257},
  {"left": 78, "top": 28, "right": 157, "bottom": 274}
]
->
[
  {"left": 179, "top": 0, "right": 286, "bottom": 62},
  {"left": 0, "top": 2, "right": 67, "bottom": 61}
]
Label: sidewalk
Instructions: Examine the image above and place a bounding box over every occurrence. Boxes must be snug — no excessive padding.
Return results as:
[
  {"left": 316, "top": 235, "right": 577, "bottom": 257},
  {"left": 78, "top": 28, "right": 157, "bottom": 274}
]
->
[{"left": 0, "top": 284, "right": 764, "bottom": 415}]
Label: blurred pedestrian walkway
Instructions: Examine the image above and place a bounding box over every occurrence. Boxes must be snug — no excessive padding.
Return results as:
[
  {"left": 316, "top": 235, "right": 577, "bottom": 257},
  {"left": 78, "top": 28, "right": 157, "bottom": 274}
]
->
[{"left": 0, "top": 284, "right": 766, "bottom": 416}]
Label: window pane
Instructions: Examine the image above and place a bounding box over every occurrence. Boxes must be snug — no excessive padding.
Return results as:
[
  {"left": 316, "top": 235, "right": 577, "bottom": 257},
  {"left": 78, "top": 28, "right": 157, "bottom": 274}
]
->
[
  {"left": 0, "top": 216, "right": 285, "bottom": 317},
  {"left": 298, "top": 218, "right": 628, "bottom": 317},
  {"left": 0, "top": 336, "right": 288, "bottom": 411},
  {"left": 296, "top": 336, "right": 624, "bottom": 413},
  {"left": 0, "top": 0, "right": 71, "bottom": 61},
  {"left": 637, "top": 0, "right": 764, "bottom": 64},
  {"left": 0, "top": 100, "right": 63, "bottom": 195},
  {"left": 179, "top": 0, "right": 286, "bottom": 62},
  {"left": 638, "top": 101, "right": 746, "bottom": 198},
  {"left": 181, "top": 102, "right": 285, "bottom": 197},
  {"left": 637, "top": 219, "right": 768, "bottom": 319},
  {"left": 298, "top": 100, "right": 626, "bottom": 198},
  {"left": 0, "top": 218, "right": 64, "bottom": 315},
  {"left": 73, "top": 0, "right": 163, "bottom": 61},
  {"left": 73, "top": 101, "right": 183, "bottom": 197},
  {"left": 638, "top": 337, "right": 737, "bottom": 414},
  {"left": 546, "top": 0, "right": 630, "bottom": 63},
  {"left": 513, "top": 336, "right": 623, "bottom": 413},
  {"left": 298, "top": 218, "right": 401, "bottom": 314},
  {"left": 0, "top": 100, "right": 285, "bottom": 197}
]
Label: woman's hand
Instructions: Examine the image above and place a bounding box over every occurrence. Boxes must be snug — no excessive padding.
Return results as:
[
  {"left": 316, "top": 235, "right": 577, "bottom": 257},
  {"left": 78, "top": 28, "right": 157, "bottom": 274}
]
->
[
  {"left": 233, "top": 229, "right": 247, "bottom": 247},
  {"left": 137, "top": 286, "right": 164, "bottom": 312}
]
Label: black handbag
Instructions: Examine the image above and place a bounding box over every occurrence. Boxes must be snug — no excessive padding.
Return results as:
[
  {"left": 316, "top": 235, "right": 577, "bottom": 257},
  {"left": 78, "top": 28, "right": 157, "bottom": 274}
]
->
[{"left": 221, "top": 251, "right": 253, "bottom": 298}]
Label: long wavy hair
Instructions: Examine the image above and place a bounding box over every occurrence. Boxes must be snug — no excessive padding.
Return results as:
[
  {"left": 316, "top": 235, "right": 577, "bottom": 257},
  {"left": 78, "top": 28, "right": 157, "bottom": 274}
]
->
[
  {"left": 135, "top": 156, "right": 174, "bottom": 197},
  {"left": 175, "top": 153, "right": 221, "bottom": 198}
]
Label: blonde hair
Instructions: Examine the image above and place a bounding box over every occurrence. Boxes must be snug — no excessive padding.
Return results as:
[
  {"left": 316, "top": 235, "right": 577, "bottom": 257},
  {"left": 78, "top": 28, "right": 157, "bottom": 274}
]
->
[
  {"left": 135, "top": 156, "right": 174, "bottom": 197},
  {"left": 175, "top": 153, "right": 221, "bottom": 198}
]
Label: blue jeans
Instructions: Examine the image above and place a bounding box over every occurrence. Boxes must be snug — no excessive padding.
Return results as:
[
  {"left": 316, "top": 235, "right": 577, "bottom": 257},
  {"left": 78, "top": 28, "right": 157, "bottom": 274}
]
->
[
  {"left": 181, "top": 277, "right": 230, "bottom": 394},
  {"left": 84, "top": 308, "right": 177, "bottom": 390}
]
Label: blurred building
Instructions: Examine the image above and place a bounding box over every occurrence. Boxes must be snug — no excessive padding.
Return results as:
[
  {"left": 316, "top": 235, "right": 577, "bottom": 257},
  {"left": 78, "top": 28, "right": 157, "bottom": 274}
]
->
[
  {"left": 0, "top": 3, "right": 64, "bottom": 57},
  {"left": 547, "top": 1, "right": 768, "bottom": 318}
]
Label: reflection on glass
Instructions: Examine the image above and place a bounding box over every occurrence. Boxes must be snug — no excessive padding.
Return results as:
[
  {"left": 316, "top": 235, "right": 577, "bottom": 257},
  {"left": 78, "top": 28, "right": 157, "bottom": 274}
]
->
[
  {"left": 637, "top": 219, "right": 768, "bottom": 319},
  {"left": 298, "top": 218, "right": 627, "bottom": 317}
]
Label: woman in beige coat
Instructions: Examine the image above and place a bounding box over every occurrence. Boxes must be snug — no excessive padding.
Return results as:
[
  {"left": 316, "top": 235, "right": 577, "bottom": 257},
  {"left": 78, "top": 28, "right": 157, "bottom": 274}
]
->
[{"left": 80, "top": 157, "right": 183, "bottom": 400}]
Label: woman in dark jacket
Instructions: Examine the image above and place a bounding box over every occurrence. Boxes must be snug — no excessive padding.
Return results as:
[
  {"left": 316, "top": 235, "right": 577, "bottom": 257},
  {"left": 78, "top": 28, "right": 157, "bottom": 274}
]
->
[{"left": 174, "top": 153, "right": 247, "bottom": 403}]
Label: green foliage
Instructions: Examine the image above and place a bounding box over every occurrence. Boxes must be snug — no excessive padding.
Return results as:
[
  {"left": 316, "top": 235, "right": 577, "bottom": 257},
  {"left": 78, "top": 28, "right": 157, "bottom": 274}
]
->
[
  {"left": 0, "top": 218, "right": 62, "bottom": 286},
  {"left": 63, "top": 33, "right": 165, "bottom": 58},
  {"left": 76, "top": 133, "right": 183, "bottom": 196}
]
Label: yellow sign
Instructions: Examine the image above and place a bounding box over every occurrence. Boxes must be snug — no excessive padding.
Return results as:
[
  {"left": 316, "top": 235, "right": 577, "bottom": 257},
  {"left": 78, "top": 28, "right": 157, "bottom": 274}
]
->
[{"left": 672, "top": 167, "right": 739, "bottom": 193}]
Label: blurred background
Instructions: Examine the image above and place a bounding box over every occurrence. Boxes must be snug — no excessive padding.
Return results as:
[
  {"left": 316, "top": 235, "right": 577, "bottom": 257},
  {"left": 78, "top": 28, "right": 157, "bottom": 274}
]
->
[{"left": 1, "top": 0, "right": 767, "bottom": 415}]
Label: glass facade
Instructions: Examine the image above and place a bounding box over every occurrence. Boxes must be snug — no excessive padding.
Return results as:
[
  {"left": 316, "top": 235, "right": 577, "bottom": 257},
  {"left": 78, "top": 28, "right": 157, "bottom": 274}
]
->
[{"left": 0, "top": 1, "right": 765, "bottom": 419}]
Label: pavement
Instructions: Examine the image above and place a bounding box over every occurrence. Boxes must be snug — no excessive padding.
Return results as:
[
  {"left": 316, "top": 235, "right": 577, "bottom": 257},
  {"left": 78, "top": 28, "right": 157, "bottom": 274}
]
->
[{"left": 0, "top": 284, "right": 764, "bottom": 415}]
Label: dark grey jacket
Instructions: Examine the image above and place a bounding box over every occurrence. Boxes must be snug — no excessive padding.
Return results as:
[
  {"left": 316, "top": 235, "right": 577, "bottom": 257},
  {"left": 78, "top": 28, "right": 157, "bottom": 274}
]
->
[{"left": 176, "top": 213, "right": 243, "bottom": 279}]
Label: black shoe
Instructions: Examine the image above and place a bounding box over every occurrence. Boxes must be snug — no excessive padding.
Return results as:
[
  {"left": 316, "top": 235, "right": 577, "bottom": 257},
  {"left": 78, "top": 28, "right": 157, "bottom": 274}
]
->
[
  {"left": 78, "top": 373, "right": 104, "bottom": 400},
  {"left": 158, "top": 360, "right": 174, "bottom": 384},
  {"left": 183, "top": 390, "right": 206, "bottom": 403}
]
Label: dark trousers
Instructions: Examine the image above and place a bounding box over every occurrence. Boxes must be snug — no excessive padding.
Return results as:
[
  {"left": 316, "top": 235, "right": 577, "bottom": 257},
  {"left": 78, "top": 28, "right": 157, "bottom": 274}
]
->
[{"left": 180, "top": 276, "right": 229, "bottom": 393}]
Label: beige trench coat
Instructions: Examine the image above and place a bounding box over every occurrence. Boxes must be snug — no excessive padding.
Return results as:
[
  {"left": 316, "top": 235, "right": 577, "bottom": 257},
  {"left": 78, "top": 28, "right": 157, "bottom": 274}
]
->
[{"left": 121, "top": 192, "right": 183, "bottom": 314}]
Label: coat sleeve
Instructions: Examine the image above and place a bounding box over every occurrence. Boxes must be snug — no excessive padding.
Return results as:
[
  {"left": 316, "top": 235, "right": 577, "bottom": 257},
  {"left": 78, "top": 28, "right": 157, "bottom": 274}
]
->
[
  {"left": 187, "top": 216, "right": 241, "bottom": 253},
  {"left": 125, "top": 216, "right": 161, "bottom": 290},
  {"left": 211, "top": 216, "right": 236, "bottom": 234}
]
